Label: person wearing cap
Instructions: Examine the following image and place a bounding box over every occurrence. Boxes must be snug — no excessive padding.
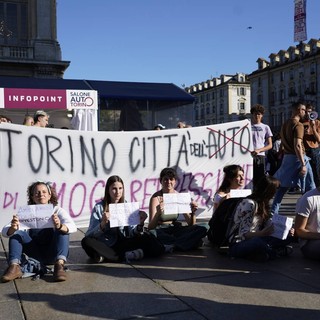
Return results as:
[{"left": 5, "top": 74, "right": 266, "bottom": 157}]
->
[{"left": 33, "top": 110, "right": 49, "bottom": 128}]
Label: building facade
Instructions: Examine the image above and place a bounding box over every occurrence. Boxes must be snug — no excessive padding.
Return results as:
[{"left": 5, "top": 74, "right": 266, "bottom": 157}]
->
[
  {"left": 0, "top": 0, "right": 69, "bottom": 78},
  {"left": 250, "top": 38, "right": 320, "bottom": 133},
  {"left": 185, "top": 73, "right": 251, "bottom": 127}
]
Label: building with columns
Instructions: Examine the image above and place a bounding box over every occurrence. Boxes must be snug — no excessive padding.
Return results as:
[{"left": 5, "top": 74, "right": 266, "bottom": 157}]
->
[
  {"left": 0, "top": 0, "right": 69, "bottom": 78},
  {"left": 185, "top": 73, "right": 251, "bottom": 127},
  {"left": 250, "top": 38, "right": 320, "bottom": 133}
]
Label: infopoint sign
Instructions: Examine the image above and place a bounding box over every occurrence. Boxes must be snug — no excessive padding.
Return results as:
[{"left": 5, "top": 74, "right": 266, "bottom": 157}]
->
[{"left": 0, "top": 88, "right": 98, "bottom": 110}]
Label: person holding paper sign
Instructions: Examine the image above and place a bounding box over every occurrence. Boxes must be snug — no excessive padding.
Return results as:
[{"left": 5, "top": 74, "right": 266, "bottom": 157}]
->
[
  {"left": 81, "top": 175, "right": 164, "bottom": 263},
  {"left": 148, "top": 167, "right": 207, "bottom": 251},
  {"left": 213, "top": 165, "right": 245, "bottom": 213},
  {"left": 295, "top": 188, "right": 320, "bottom": 261},
  {"left": 228, "top": 175, "right": 293, "bottom": 261},
  {"left": 1, "top": 181, "right": 77, "bottom": 283}
]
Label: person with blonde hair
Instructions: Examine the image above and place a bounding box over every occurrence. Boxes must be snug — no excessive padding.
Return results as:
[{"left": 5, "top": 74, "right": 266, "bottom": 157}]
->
[{"left": 33, "top": 110, "right": 49, "bottom": 127}]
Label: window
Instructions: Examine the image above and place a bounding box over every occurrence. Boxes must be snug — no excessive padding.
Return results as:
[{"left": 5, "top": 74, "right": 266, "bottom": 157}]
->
[
  {"left": 311, "top": 62, "right": 316, "bottom": 74},
  {"left": 219, "top": 103, "right": 224, "bottom": 114},
  {"left": 239, "top": 87, "right": 245, "bottom": 95},
  {"left": 0, "top": 1, "right": 28, "bottom": 45},
  {"left": 219, "top": 89, "right": 224, "bottom": 97},
  {"left": 239, "top": 103, "right": 245, "bottom": 113},
  {"left": 280, "top": 71, "right": 285, "bottom": 81},
  {"left": 290, "top": 69, "right": 294, "bottom": 80}
]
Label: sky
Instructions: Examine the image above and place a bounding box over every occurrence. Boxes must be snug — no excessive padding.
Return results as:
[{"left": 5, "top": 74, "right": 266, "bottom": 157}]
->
[{"left": 57, "top": 0, "right": 320, "bottom": 88}]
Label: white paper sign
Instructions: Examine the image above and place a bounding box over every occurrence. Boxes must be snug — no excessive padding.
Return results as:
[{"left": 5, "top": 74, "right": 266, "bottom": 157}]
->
[
  {"left": 17, "top": 204, "right": 55, "bottom": 229},
  {"left": 229, "top": 189, "right": 252, "bottom": 198},
  {"left": 109, "top": 202, "right": 140, "bottom": 228},
  {"left": 163, "top": 193, "right": 191, "bottom": 215},
  {"left": 271, "top": 214, "right": 293, "bottom": 240}
]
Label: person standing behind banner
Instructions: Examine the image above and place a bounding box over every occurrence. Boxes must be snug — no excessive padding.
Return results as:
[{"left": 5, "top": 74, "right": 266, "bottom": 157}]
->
[
  {"left": 301, "top": 103, "right": 320, "bottom": 187},
  {"left": 33, "top": 110, "right": 49, "bottom": 128},
  {"left": 271, "top": 101, "right": 316, "bottom": 215},
  {"left": 148, "top": 167, "right": 208, "bottom": 251},
  {"left": 1, "top": 181, "right": 77, "bottom": 283},
  {"left": 81, "top": 175, "right": 164, "bottom": 263},
  {"left": 250, "top": 104, "right": 273, "bottom": 188},
  {"left": 23, "top": 115, "right": 34, "bottom": 126},
  {"left": 212, "top": 165, "right": 245, "bottom": 213}
]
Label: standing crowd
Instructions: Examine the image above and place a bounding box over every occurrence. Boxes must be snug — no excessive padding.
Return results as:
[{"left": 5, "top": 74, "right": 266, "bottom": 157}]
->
[{"left": 1, "top": 102, "right": 320, "bottom": 284}]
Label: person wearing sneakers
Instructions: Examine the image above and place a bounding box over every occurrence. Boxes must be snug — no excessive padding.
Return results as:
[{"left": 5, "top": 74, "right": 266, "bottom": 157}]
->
[
  {"left": 81, "top": 175, "right": 164, "bottom": 263},
  {"left": 1, "top": 181, "right": 77, "bottom": 283}
]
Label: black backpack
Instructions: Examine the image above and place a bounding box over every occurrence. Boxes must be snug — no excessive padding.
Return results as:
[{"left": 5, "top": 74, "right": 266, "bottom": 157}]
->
[{"left": 207, "top": 197, "right": 243, "bottom": 248}]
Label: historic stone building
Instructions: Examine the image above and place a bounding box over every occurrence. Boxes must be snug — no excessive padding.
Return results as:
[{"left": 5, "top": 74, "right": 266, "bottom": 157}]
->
[
  {"left": 185, "top": 73, "right": 250, "bottom": 127},
  {"left": 0, "top": 0, "right": 69, "bottom": 78},
  {"left": 250, "top": 38, "right": 320, "bottom": 133}
]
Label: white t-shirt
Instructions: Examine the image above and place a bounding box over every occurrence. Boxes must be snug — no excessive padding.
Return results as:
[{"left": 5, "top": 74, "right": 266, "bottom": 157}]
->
[
  {"left": 251, "top": 122, "right": 273, "bottom": 156},
  {"left": 295, "top": 188, "right": 320, "bottom": 246}
]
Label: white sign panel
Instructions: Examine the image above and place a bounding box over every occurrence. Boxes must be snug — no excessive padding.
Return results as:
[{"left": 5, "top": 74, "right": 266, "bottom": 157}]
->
[
  {"left": 66, "top": 90, "right": 98, "bottom": 110},
  {"left": 0, "top": 120, "right": 253, "bottom": 228},
  {"left": 163, "top": 193, "right": 192, "bottom": 214},
  {"left": 17, "top": 204, "right": 55, "bottom": 229},
  {"left": 109, "top": 202, "right": 140, "bottom": 227},
  {"left": 271, "top": 214, "right": 294, "bottom": 240}
]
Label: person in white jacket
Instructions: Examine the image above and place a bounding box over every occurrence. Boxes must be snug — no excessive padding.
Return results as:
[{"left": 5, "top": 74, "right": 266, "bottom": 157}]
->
[{"left": 1, "top": 181, "right": 77, "bottom": 283}]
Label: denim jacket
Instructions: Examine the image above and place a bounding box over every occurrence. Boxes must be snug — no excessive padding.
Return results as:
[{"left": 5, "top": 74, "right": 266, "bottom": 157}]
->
[{"left": 85, "top": 200, "right": 139, "bottom": 247}]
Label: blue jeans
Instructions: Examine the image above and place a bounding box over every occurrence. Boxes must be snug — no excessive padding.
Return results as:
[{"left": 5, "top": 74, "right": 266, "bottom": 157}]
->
[
  {"left": 229, "top": 236, "right": 290, "bottom": 259},
  {"left": 8, "top": 228, "right": 70, "bottom": 265},
  {"left": 271, "top": 160, "right": 315, "bottom": 215}
]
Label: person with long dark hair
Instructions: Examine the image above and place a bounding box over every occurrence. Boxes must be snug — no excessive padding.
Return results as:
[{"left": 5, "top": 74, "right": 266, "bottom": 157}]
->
[
  {"left": 81, "top": 175, "right": 164, "bottom": 263},
  {"left": 228, "top": 175, "right": 293, "bottom": 261},
  {"left": 213, "top": 165, "right": 245, "bottom": 212},
  {"left": 1, "top": 181, "right": 77, "bottom": 282}
]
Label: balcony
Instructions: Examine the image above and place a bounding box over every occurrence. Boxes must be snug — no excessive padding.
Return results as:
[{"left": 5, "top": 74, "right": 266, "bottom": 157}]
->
[{"left": 0, "top": 45, "right": 33, "bottom": 59}]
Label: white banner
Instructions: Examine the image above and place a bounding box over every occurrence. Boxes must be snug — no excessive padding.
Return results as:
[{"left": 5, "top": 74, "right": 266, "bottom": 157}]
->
[
  {"left": 0, "top": 120, "right": 253, "bottom": 228},
  {"left": 294, "top": 0, "right": 307, "bottom": 42}
]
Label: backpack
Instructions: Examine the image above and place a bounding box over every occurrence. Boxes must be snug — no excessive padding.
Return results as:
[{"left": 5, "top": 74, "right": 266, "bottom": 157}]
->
[
  {"left": 207, "top": 197, "right": 243, "bottom": 248},
  {"left": 20, "top": 254, "right": 50, "bottom": 280}
]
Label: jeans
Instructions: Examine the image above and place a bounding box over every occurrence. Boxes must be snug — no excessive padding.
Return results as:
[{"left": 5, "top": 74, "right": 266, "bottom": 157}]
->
[
  {"left": 271, "top": 160, "right": 315, "bottom": 215},
  {"left": 8, "top": 228, "right": 70, "bottom": 265},
  {"left": 229, "top": 236, "right": 290, "bottom": 259},
  {"left": 153, "top": 223, "right": 208, "bottom": 251}
]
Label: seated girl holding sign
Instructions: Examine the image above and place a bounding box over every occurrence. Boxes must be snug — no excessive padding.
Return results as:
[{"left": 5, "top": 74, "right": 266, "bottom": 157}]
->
[
  {"left": 228, "top": 175, "right": 293, "bottom": 261},
  {"left": 81, "top": 175, "right": 164, "bottom": 263},
  {"left": 1, "top": 181, "right": 77, "bottom": 283},
  {"left": 148, "top": 167, "right": 207, "bottom": 251}
]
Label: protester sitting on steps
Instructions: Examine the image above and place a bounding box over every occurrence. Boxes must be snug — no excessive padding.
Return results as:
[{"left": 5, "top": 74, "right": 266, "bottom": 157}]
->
[
  {"left": 1, "top": 181, "right": 77, "bottom": 282},
  {"left": 81, "top": 175, "right": 164, "bottom": 263},
  {"left": 228, "top": 175, "right": 293, "bottom": 261},
  {"left": 148, "top": 167, "right": 207, "bottom": 251},
  {"left": 212, "top": 164, "right": 245, "bottom": 213},
  {"left": 295, "top": 184, "right": 320, "bottom": 261}
]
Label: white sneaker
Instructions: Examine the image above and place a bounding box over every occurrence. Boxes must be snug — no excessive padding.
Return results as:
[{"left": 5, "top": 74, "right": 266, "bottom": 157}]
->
[{"left": 125, "top": 249, "right": 144, "bottom": 263}]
